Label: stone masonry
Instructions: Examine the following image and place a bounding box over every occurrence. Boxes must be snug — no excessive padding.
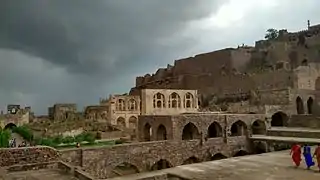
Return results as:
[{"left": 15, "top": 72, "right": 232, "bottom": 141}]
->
[{"left": 59, "top": 113, "right": 267, "bottom": 179}]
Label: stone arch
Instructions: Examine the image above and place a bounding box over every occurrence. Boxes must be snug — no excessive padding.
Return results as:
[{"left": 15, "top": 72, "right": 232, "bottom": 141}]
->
[
  {"left": 233, "top": 150, "right": 249, "bottom": 157},
  {"left": 307, "top": 97, "right": 314, "bottom": 114},
  {"left": 301, "top": 59, "right": 308, "bottom": 66},
  {"left": 109, "top": 162, "right": 139, "bottom": 178},
  {"left": 4, "top": 123, "right": 17, "bottom": 130},
  {"left": 207, "top": 122, "right": 223, "bottom": 138},
  {"left": 184, "top": 93, "right": 194, "bottom": 108},
  {"left": 116, "top": 117, "right": 126, "bottom": 128},
  {"left": 271, "top": 111, "right": 288, "bottom": 127},
  {"left": 168, "top": 92, "right": 181, "bottom": 108},
  {"left": 151, "top": 159, "right": 172, "bottom": 171},
  {"left": 253, "top": 142, "right": 267, "bottom": 154},
  {"left": 128, "top": 116, "right": 137, "bottom": 129},
  {"left": 296, "top": 96, "right": 304, "bottom": 114},
  {"left": 251, "top": 120, "right": 266, "bottom": 135},
  {"left": 156, "top": 124, "right": 167, "bottom": 140},
  {"left": 153, "top": 93, "right": 165, "bottom": 108},
  {"left": 316, "top": 77, "right": 320, "bottom": 90},
  {"left": 182, "top": 156, "right": 200, "bottom": 165},
  {"left": 143, "top": 123, "right": 152, "bottom": 141},
  {"left": 230, "top": 120, "right": 247, "bottom": 136},
  {"left": 117, "top": 99, "right": 126, "bottom": 111},
  {"left": 211, "top": 153, "right": 227, "bottom": 160},
  {"left": 182, "top": 122, "right": 200, "bottom": 140},
  {"left": 128, "top": 99, "right": 137, "bottom": 111}
]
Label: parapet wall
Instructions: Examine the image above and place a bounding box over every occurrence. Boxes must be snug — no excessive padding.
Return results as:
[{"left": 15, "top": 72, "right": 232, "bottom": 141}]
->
[
  {"left": 0, "top": 146, "right": 59, "bottom": 167},
  {"left": 60, "top": 137, "right": 250, "bottom": 179}
]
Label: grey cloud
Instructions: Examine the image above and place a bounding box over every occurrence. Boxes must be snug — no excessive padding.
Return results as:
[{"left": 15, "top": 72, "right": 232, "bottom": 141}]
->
[
  {"left": 0, "top": 0, "right": 226, "bottom": 76},
  {"left": 0, "top": 0, "right": 226, "bottom": 114}
]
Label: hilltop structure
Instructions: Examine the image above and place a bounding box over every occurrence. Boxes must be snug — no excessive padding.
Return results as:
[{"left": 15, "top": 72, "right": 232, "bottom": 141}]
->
[{"left": 1, "top": 23, "right": 320, "bottom": 179}]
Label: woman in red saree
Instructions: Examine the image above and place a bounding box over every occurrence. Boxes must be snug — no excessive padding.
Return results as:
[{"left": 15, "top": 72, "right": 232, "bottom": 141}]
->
[
  {"left": 313, "top": 143, "right": 320, "bottom": 172},
  {"left": 290, "top": 143, "right": 301, "bottom": 167}
]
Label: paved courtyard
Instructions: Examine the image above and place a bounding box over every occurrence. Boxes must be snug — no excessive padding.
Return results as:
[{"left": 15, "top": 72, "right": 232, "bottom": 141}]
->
[{"left": 110, "top": 148, "right": 320, "bottom": 180}]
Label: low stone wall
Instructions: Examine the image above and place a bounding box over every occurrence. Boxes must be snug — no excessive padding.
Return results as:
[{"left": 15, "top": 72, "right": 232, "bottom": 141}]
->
[
  {"left": 288, "top": 115, "right": 320, "bottom": 128},
  {"left": 60, "top": 136, "right": 250, "bottom": 179},
  {"left": 267, "top": 129, "right": 320, "bottom": 138},
  {"left": 0, "top": 146, "right": 59, "bottom": 167},
  {"left": 5, "top": 162, "right": 58, "bottom": 172}
]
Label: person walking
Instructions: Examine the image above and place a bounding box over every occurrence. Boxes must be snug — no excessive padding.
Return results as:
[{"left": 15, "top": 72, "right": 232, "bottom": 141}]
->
[
  {"left": 290, "top": 143, "right": 302, "bottom": 168},
  {"left": 303, "top": 144, "right": 315, "bottom": 169},
  {"left": 313, "top": 143, "right": 320, "bottom": 172}
]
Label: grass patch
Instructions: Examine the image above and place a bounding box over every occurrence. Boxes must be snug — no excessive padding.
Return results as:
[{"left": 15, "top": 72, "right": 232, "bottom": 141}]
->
[{"left": 55, "top": 140, "right": 117, "bottom": 149}]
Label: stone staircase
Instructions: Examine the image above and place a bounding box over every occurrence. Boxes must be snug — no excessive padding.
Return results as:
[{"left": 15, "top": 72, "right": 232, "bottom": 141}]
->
[{"left": 250, "top": 127, "right": 320, "bottom": 144}]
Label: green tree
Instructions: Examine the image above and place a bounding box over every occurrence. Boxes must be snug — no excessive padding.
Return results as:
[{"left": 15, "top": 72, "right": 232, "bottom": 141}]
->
[
  {"left": 0, "top": 128, "right": 11, "bottom": 147},
  {"left": 265, "top": 28, "right": 279, "bottom": 40},
  {"left": 12, "top": 125, "right": 33, "bottom": 141}
]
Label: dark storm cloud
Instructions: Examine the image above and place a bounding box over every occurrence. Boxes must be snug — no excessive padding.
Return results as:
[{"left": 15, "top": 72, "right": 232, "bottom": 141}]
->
[
  {"left": 0, "top": 0, "right": 227, "bottom": 114},
  {"left": 0, "top": 0, "right": 225, "bottom": 76}
]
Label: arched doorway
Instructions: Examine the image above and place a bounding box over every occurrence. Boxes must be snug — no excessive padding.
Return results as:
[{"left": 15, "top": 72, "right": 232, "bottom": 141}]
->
[
  {"left": 151, "top": 159, "right": 172, "bottom": 171},
  {"left": 109, "top": 162, "right": 139, "bottom": 178},
  {"left": 211, "top": 153, "right": 227, "bottom": 160},
  {"left": 143, "top": 123, "right": 152, "bottom": 141},
  {"left": 253, "top": 142, "right": 267, "bottom": 154},
  {"left": 207, "top": 122, "right": 222, "bottom": 138},
  {"left": 4, "top": 123, "right": 17, "bottom": 130},
  {"left": 271, "top": 112, "right": 288, "bottom": 127},
  {"left": 156, "top": 124, "right": 167, "bottom": 140},
  {"left": 182, "top": 122, "right": 200, "bottom": 140},
  {"left": 296, "top": 96, "right": 304, "bottom": 114},
  {"left": 128, "top": 116, "right": 137, "bottom": 129},
  {"left": 116, "top": 117, "right": 126, "bottom": 129},
  {"left": 251, "top": 120, "right": 266, "bottom": 135},
  {"left": 230, "top": 120, "right": 247, "bottom": 136},
  {"left": 233, "top": 150, "right": 249, "bottom": 157},
  {"left": 307, "top": 97, "right": 314, "bottom": 114},
  {"left": 182, "top": 156, "right": 200, "bottom": 165}
]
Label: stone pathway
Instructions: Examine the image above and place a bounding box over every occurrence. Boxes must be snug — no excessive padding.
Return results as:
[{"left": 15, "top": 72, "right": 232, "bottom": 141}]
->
[
  {"left": 269, "top": 127, "right": 320, "bottom": 132},
  {"left": 2, "top": 169, "right": 78, "bottom": 180},
  {"left": 10, "top": 133, "right": 24, "bottom": 147},
  {"left": 250, "top": 135, "right": 320, "bottom": 143},
  {"left": 109, "top": 148, "right": 320, "bottom": 180}
]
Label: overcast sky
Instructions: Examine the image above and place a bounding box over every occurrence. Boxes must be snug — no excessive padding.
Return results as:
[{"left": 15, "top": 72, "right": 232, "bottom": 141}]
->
[{"left": 0, "top": 0, "right": 320, "bottom": 115}]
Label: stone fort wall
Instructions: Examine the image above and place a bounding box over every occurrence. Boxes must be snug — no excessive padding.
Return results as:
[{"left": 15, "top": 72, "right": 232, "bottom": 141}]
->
[{"left": 0, "top": 146, "right": 59, "bottom": 167}]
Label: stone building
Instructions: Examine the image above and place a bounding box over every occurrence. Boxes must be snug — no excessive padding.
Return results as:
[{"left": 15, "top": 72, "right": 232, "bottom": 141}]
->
[
  {"left": 48, "top": 104, "right": 78, "bottom": 121},
  {"left": 0, "top": 107, "right": 30, "bottom": 129},
  {"left": 84, "top": 105, "right": 108, "bottom": 121},
  {"left": 93, "top": 89, "right": 198, "bottom": 129},
  {"left": 140, "top": 89, "right": 198, "bottom": 115}
]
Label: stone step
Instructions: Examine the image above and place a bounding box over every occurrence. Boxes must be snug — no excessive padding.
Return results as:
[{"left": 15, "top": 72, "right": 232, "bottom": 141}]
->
[
  {"left": 250, "top": 135, "right": 320, "bottom": 144},
  {"left": 267, "top": 127, "right": 320, "bottom": 139},
  {"left": 4, "top": 169, "right": 78, "bottom": 180}
]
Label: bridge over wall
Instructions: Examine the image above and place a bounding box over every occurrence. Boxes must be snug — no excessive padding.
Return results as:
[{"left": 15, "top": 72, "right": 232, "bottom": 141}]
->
[
  {"left": 60, "top": 113, "right": 268, "bottom": 179},
  {"left": 60, "top": 136, "right": 250, "bottom": 179}
]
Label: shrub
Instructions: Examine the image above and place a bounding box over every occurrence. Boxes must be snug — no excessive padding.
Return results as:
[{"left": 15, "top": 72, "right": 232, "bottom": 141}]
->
[
  {"left": 83, "top": 132, "right": 96, "bottom": 144},
  {"left": 52, "top": 135, "right": 64, "bottom": 145},
  {"left": 12, "top": 126, "right": 33, "bottom": 141},
  {"left": 39, "top": 138, "right": 56, "bottom": 147},
  {"left": 75, "top": 134, "right": 85, "bottom": 143},
  {"left": 0, "top": 129, "right": 11, "bottom": 147},
  {"left": 62, "top": 136, "right": 75, "bottom": 144}
]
